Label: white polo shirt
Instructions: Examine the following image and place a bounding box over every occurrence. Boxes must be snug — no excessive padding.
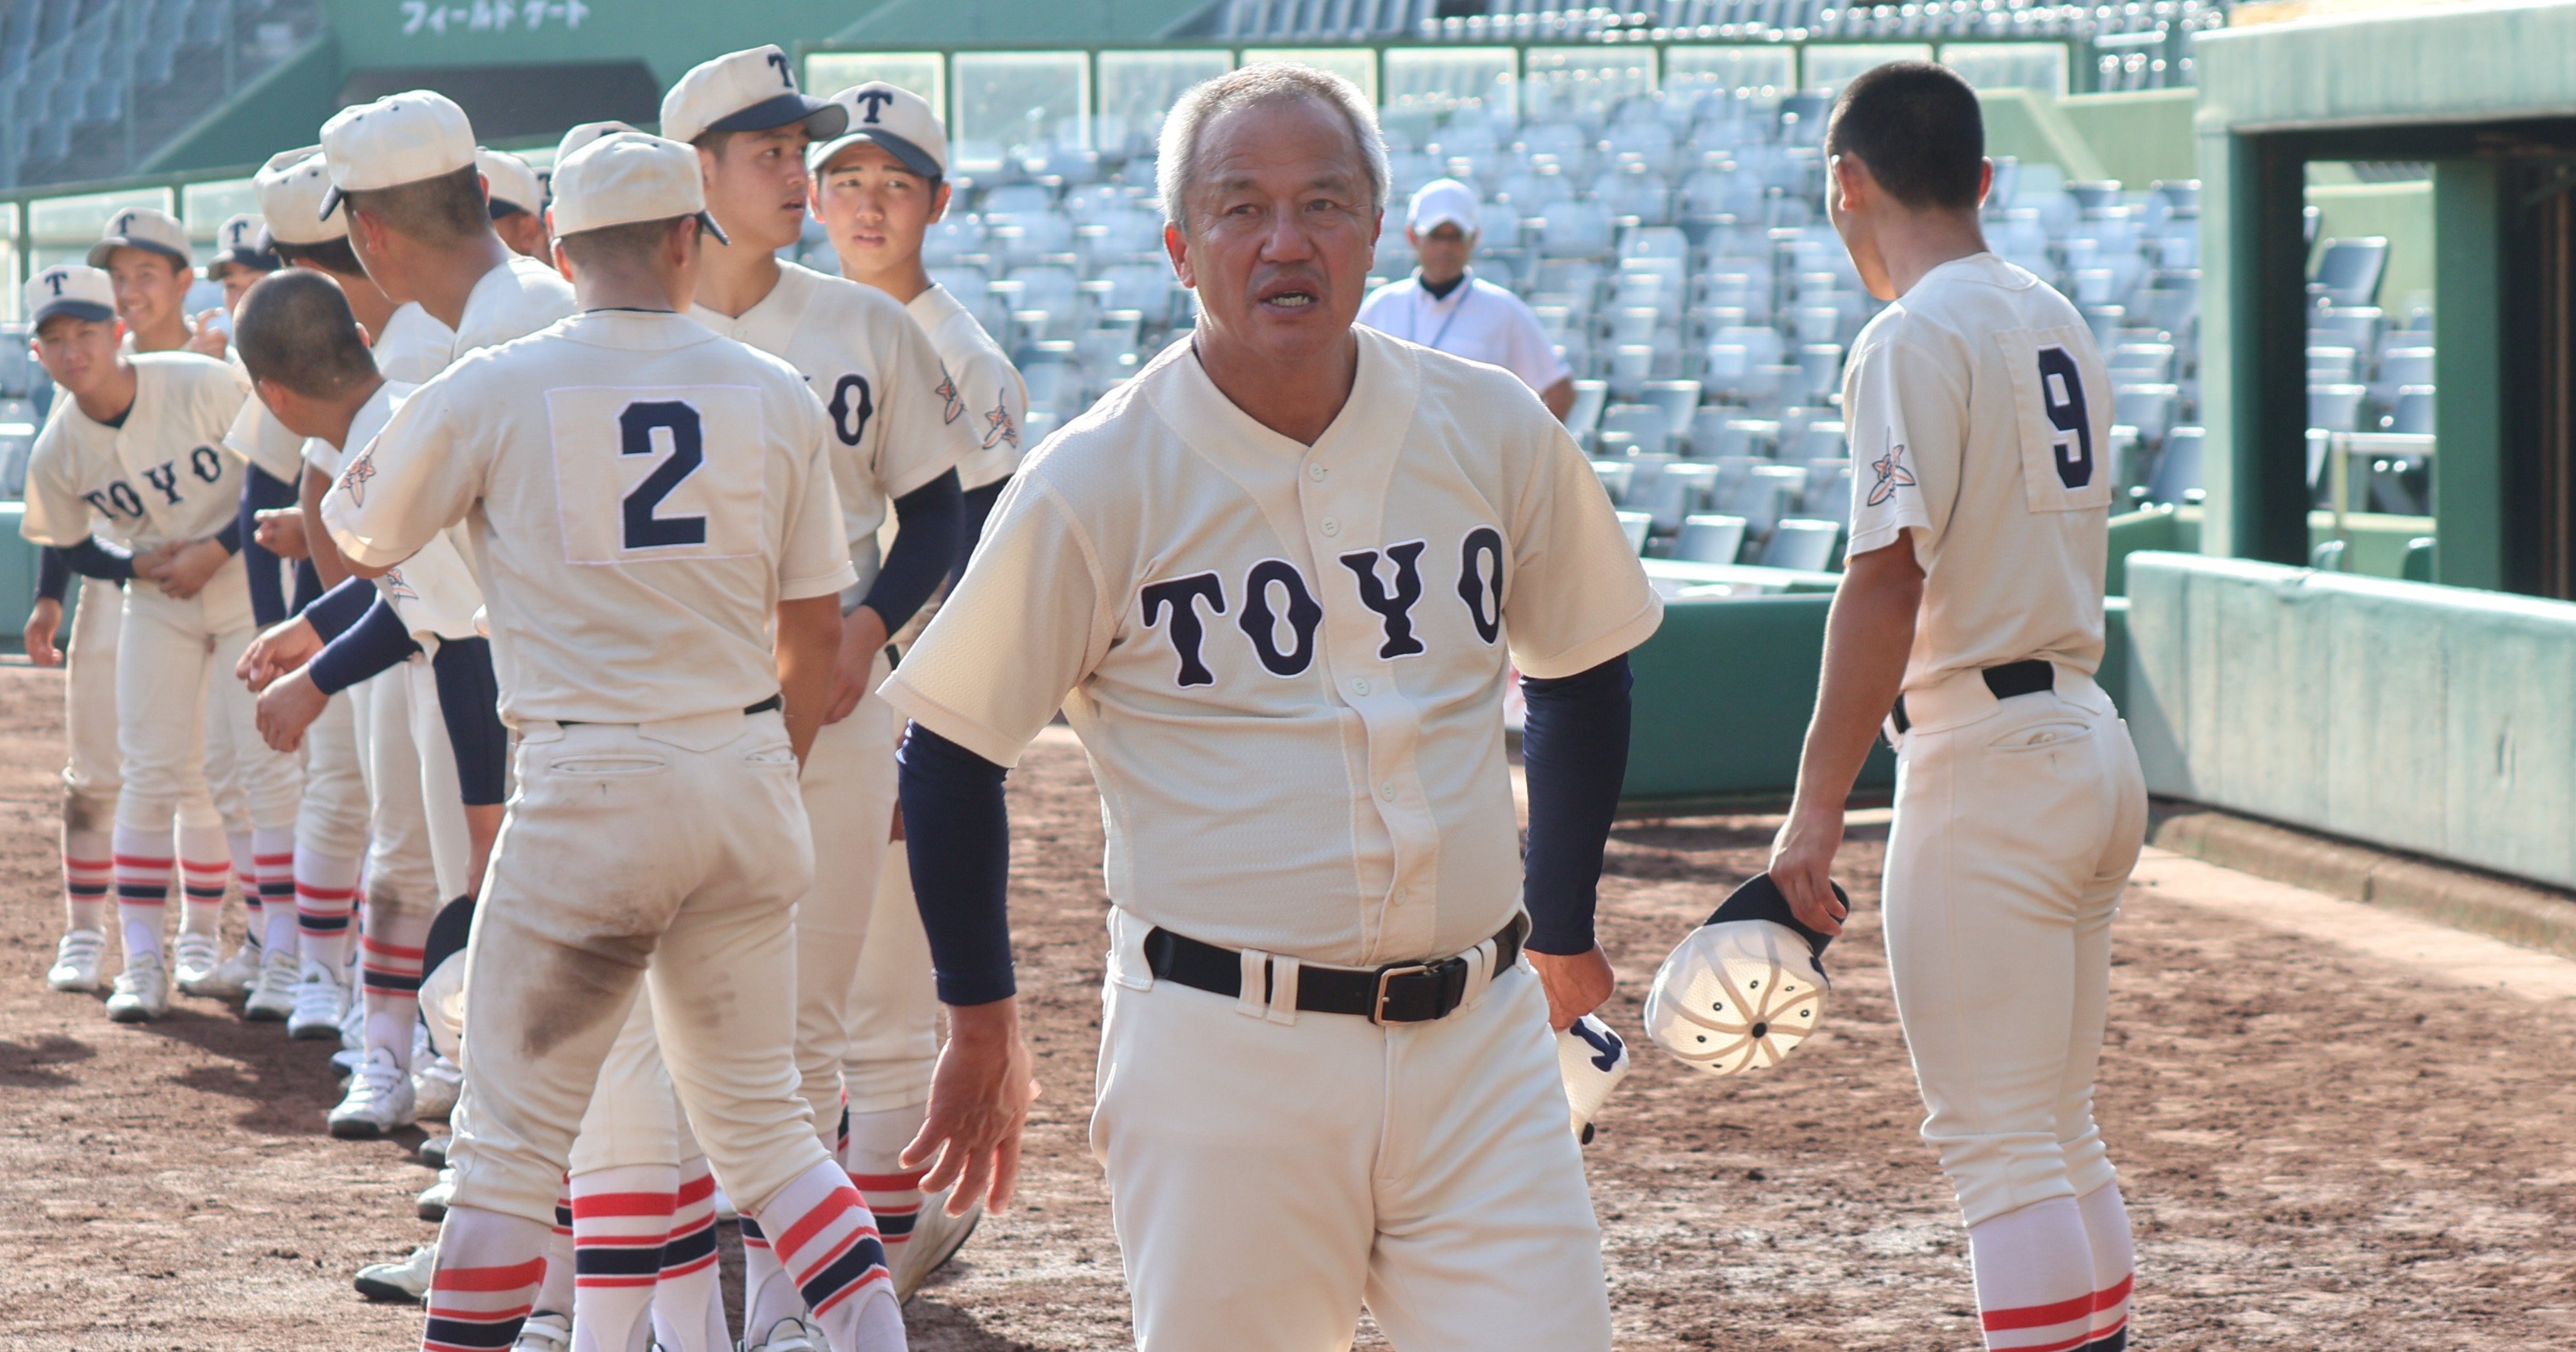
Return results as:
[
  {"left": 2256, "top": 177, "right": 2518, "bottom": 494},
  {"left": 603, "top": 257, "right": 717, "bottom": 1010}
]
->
[{"left": 1357, "top": 270, "right": 1572, "bottom": 397}]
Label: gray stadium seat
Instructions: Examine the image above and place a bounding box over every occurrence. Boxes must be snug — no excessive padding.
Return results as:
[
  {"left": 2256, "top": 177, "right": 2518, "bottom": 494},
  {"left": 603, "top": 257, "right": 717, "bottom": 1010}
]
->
[
  {"left": 1762, "top": 518, "right": 1841, "bottom": 571},
  {"left": 2309, "top": 237, "right": 2389, "bottom": 308},
  {"left": 2146, "top": 426, "right": 2206, "bottom": 504},
  {"left": 1673, "top": 514, "right": 1746, "bottom": 564}
]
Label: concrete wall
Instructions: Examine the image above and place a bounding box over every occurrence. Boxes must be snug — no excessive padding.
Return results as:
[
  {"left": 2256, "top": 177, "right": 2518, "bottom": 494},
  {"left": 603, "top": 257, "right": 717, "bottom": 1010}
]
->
[
  {"left": 2058, "top": 88, "right": 2197, "bottom": 187},
  {"left": 2124, "top": 551, "right": 2576, "bottom": 890}
]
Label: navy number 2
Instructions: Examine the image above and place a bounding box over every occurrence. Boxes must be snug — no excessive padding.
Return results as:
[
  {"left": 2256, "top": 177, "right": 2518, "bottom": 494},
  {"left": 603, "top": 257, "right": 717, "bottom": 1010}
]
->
[
  {"left": 2037, "top": 346, "right": 2093, "bottom": 490},
  {"left": 619, "top": 401, "right": 708, "bottom": 549}
]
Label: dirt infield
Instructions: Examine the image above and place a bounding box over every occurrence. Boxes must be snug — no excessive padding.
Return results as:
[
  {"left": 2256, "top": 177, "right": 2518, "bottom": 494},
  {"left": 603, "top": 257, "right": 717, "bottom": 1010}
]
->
[{"left": 2, "top": 663, "right": 2573, "bottom": 1349}]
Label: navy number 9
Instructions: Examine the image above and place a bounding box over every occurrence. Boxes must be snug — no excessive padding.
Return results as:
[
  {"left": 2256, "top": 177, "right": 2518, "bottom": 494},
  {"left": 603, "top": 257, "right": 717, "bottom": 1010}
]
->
[{"left": 2037, "top": 346, "right": 2093, "bottom": 490}]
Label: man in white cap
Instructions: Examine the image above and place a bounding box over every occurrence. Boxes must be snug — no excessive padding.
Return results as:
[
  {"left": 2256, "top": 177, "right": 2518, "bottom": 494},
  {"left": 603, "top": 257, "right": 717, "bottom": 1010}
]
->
[
  {"left": 18, "top": 263, "right": 304, "bottom": 1025},
  {"left": 1357, "top": 177, "right": 1574, "bottom": 420},
  {"left": 814, "top": 80, "right": 1028, "bottom": 575},
  {"left": 667, "top": 48, "right": 966, "bottom": 1340},
  {"left": 320, "top": 127, "right": 904, "bottom": 1352},
  {"left": 90, "top": 205, "right": 227, "bottom": 359},
  {"left": 206, "top": 214, "right": 280, "bottom": 313},
  {"left": 477, "top": 148, "right": 551, "bottom": 260}
]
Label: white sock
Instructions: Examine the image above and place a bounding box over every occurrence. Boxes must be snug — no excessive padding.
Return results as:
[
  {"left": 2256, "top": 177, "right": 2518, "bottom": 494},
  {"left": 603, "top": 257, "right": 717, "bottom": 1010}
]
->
[
  {"left": 252, "top": 827, "right": 297, "bottom": 955},
  {"left": 177, "top": 823, "right": 231, "bottom": 939},
  {"left": 112, "top": 825, "right": 172, "bottom": 960},
  {"left": 651, "top": 1156, "right": 730, "bottom": 1352},
  {"left": 845, "top": 1104, "right": 931, "bottom": 1258},
  {"left": 225, "top": 828, "right": 257, "bottom": 939},
  {"left": 571, "top": 1163, "right": 674, "bottom": 1352},
  {"left": 531, "top": 1177, "right": 575, "bottom": 1318},
  {"left": 743, "top": 1159, "right": 896, "bottom": 1349},
  {"left": 426, "top": 1204, "right": 550, "bottom": 1349},
  {"left": 1968, "top": 1196, "right": 2096, "bottom": 1352},
  {"left": 738, "top": 1212, "right": 802, "bottom": 1343},
  {"left": 2077, "top": 1183, "right": 2134, "bottom": 1348}
]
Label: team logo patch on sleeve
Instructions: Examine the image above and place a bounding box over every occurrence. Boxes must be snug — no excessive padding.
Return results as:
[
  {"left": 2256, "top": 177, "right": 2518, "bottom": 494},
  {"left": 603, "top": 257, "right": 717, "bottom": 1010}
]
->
[
  {"left": 936, "top": 373, "right": 964, "bottom": 425},
  {"left": 982, "top": 397, "right": 1019, "bottom": 451},
  {"left": 339, "top": 449, "right": 376, "bottom": 506},
  {"left": 1866, "top": 442, "right": 1916, "bottom": 507}
]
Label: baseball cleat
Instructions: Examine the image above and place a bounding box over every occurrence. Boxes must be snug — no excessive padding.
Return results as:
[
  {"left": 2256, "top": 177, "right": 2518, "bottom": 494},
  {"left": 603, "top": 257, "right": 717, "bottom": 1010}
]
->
[
  {"left": 1644, "top": 873, "right": 1839, "bottom": 1077},
  {"left": 509, "top": 1309, "right": 571, "bottom": 1351},
  {"left": 170, "top": 931, "right": 224, "bottom": 995},
  {"left": 353, "top": 1243, "right": 436, "bottom": 1302},
  {"left": 288, "top": 961, "right": 350, "bottom": 1041},
  {"left": 330, "top": 1048, "right": 418, "bottom": 1139},
  {"left": 209, "top": 938, "right": 264, "bottom": 995},
  {"left": 417, "top": 1166, "right": 455, "bottom": 1222},
  {"left": 106, "top": 951, "right": 172, "bottom": 1022},
  {"left": 411, "top": 1053, "right": 463, "bottom": 1121},
  {"left": 243, "top": 945, "right": 300, "bottom": 1021},
  {"left": 743, "top": 1316, "right": 822, "bottom": 1351},
  {"left": 416, "top": 1132, "right": 450, "bottom": 1169},
  {"left": 1555, "top": 1014, "right": 1633, "bottom": 1146},
  {"left": 47, "top": 929, "right": 106, "bottom": 992},
  {"left": 896, "top": 1191, "right": 981, "bottom": 1304}
]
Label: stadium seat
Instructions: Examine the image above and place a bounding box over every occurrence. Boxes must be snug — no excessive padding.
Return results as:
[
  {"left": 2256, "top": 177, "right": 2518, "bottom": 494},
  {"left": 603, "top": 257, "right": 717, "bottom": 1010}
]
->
[
  {"left": 2386, "top": 385, "right": 2435, "bottom": 435},
  {"left": 1673, "top": 513, "right": 1746, "bottom": 564},
  {"left": 2309, "top": 237, "right": 2389, "bottom": 308},
  {"left": 2112, "top": 384, "right": 2179, "bottom": 443},
  {"left": 2146, "top": 426, "right": 2206, "bottom": 504},
  {"left": 1600, "top": 403, "right": 1671, "bottom": 455},
  {"left": 1762, "top": 518, "right": 1841, "bottom": 571},
  {"left": 1563, "top": 379, "right": 1607, "bottom": 441},
  {"left": 2307, "top": 383, "right": 2367, "bottom": 435}
]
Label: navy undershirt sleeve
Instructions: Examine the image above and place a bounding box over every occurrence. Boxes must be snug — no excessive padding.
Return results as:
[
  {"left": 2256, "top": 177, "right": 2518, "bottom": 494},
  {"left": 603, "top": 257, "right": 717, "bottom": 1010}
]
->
[
  {"left": 1518, "top": 653, "right": 1635, "bottom": 956},
  {"left": 237, "top": 463, "right": 299, "bottom": 628},
  {"left": 309, "top": 596, "right": 418, "bottom": 695},
  {"left": 431, "top": 637, "right": 507, "bottom": 807},
  {"left": 862, "top": 470, "right": 962, "bottom": 636},
  {"left": 36, "top": 548, "right": 70, "bottom": 602},
  {"left": 53, "top": 540, "right": 135, "bottom": 584},
  {"left": 290, "top": 560, "right": 323, "bottom": 616},
  {"left": 894, "top": 720, "right": 1015, "bottom": 1006},
  {"left": 952, "top": 477, "right": 1009, "bottom": 584},
  {"left": 303, "top": 575, "right": 377, "bottom": 641}
]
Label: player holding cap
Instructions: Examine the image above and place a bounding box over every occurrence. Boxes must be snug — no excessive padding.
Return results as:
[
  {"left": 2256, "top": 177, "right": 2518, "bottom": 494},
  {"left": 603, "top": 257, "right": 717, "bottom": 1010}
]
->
[
  {"left": 665, "top": 48, "right": 966, "bottom": 1335},
  {"left": 477, "top": 148, "right": 552, "bottom": 260},
  {"left": 886, "top": 65, "right": 1658, "bottom": 1348},
  {"left": 90, "top": 206, "right": 227, "bottom": 359},
  {"left": 18, "top": 263, "right": 303, "bottom": 1023},
  {"left": 321, "top": 128, "right": 904, "bottom": 1352},
  {"left": 1767, "top": 64, "right": 2145, "bottom": 1352},
  {"left": 1356, "top": 178, "right": 1575, "bottom": 421},
  {"left": 813, "top": 80, "right": 1028, "bottom": 574}
]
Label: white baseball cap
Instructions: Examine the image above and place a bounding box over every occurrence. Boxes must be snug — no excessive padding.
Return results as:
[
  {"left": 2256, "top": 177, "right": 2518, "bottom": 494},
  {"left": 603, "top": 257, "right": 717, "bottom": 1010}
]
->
[
  {"left": 557, "top": 120, "right": 642, "bottom": 165},
  {"left": 87, "top": 206, "right": 191, "bottom": 269},
  {"left": 209, "top": 213, "right": 279, "bottom": 272},
  {"left": 478, "top": 148, "right": 543, "bottom": 218},
  {"left": 809, "top": 82, "right": 948, "bottom": 180},
  {"left": 1407, "top": 178, "right": 1481, "bottom": 235},
  {"left": 660, "top": 45, "right": 848, "bottom": 147},
  {"left": 25, "top": 264, "right": 118, "bottom": 330},
  {"left": 548, "top": 131, "right": 730, "bottom": 245},
  {"left": 253, "top": 147, "right": 348, "bottom": 245},
  {"left": 316, "top": 90, "right": 479, "bottom": 219}
]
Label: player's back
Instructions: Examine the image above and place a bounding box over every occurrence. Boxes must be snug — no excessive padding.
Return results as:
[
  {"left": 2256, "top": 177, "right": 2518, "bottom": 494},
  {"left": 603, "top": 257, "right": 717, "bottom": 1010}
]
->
[
  {"left": 1842, "top": 253, "right": 2113, "bottom": 690},
  {"left": 341, "top": 309, "right": 847, "bottom": 728}
]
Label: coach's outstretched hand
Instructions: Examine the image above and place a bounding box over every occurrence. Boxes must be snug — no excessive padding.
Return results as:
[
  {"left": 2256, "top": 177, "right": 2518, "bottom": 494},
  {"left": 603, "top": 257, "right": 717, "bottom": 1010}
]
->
[{"left": 904, "top": 997, "right": 1040, "bottom": 1219}]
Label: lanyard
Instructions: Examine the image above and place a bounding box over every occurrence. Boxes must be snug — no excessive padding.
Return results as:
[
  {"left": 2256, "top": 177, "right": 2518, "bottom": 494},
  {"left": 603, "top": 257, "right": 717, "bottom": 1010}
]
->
[{"left": 1419, "top": 280, "right": 1472, "bottom": 352}]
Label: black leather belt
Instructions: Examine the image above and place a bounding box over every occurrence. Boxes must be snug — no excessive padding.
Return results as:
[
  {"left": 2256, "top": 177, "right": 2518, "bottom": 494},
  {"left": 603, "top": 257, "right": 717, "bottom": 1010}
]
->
[
  {"left": 1143, "top": 916, "right": 1528, "bottom": 1024},
  {"left": 563, "top": 694, "right": 781, "bottom": 727},
  {"left": 1889, "top": 658, "right": 2053, "bottom": 736}
]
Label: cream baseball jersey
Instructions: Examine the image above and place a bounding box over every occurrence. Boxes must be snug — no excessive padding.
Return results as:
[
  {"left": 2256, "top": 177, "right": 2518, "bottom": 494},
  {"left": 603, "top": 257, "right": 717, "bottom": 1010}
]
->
[
  {"left": 225, "top": 383, "right": 311, "bottom": 484},
  {"left": 882, "top": 328, "right": 1661, "bottom": 967},
  {"left": 22, "top": 352, "right": 252, "bottom": 553},
  {"left": 690, "top": 262, "right": 963, "bottom": 596},
  {"left": 323, "top": 309, "right": 855, "bottom": 726},
  {"left": 450, "top": 254, "right": 578, "bottom": 361},
  {"left": 1841, "top": 253, "right": 2114, "bottom": 691},
  {"left": 303, "top": 302, "right": 455, "bottom": 478},
  {"left": 906, "top": 282, "right": 1025, "bottom": 491}
]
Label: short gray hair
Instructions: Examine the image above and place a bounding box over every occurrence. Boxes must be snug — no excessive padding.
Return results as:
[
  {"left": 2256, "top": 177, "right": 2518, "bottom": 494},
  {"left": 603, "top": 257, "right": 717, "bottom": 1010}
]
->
[{"left": 1156, "top": 64, "right": 1391, "bottom": 234}]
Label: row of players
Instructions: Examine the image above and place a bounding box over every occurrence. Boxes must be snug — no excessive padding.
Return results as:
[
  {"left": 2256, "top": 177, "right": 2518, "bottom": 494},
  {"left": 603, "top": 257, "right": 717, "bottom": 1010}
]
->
[{"left": 24, "top": 50, "right": 1025, "bottom": 1351}]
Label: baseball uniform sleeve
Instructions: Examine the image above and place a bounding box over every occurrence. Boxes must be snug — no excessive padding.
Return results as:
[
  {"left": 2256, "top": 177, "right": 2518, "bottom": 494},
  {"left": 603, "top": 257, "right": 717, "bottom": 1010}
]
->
[
  {"left": 778, "top": 396, "right": 860, "bottom": 603},
  {"left": 323, "top": 375, "right": 487, "bottom": 571},
  {"left": 1499, "top": 418, "right": 1663, "bottom": 681},
  {"left": 19, "top": 425, "right": 96, "bottom": 549},
  {"left": 877, "top": 473, "right": 1111, "bottom": 768},
  {"left": 953, "top": 345, "right": 1029, "bottom": 490},
  {"left": 1843, "top": 325, "right": 1966, "bottom": 562},
  {"left": 874, "top": 313, "right": 970, "bottom": 502},
  {"left": 224, "top": 396, "right": 308, "bottom": 484},
  {"left": 1496, "top": 291, "right": 1574, "bottom": 393}
]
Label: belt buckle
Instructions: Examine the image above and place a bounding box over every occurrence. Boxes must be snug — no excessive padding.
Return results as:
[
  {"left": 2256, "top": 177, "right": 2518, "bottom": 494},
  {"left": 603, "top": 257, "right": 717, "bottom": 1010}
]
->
[{"left": 1370, "top": 963, "right": 1437, "bottom": 1024}]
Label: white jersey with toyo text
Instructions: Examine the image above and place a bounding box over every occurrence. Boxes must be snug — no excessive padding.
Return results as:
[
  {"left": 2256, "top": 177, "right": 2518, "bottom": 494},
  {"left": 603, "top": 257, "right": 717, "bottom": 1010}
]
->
[{"left": 23, "top": 352, "right": 252, "bottom": 553}]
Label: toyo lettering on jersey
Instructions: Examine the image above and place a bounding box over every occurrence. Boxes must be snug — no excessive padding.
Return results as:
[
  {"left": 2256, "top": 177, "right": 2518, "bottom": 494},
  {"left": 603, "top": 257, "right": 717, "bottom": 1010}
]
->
[{"left": 1136, "top": 528, "right": 1508, "bottom": 687}]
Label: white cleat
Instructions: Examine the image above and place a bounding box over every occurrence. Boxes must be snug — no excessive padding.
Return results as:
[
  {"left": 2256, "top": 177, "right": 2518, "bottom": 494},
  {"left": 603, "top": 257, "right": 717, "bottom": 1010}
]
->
[
  {"left": 330, "top": 1048, "right": 418, "bottom": 1139},
  {"left": 170, "top": 931, "right": 223, "bottom": 995},
  {"left": 417, "top": 1166, "right": 455, "bottom": 1222},
  {"left": 509, "top": 1309, "right": 572, "bottom": 1351},
  {"left": 47, "top": 929, "right": 106, "bottom": 992},
  {"left": 288, "top": 962, "right": 350, "bottom": 1041},
  {"left": 412, "top": 1053, "right": 462, "bottom": 1121},
  {"left": 416, "top": 1132, "right": 450, "bottom": 1169},
  {"left": 895, "top": 1190, "right": 982, "bottom": 1304},
  {"left": 353, "top": 1243, "right": 437, "bottom": 1303},
  {"left": 243, "top": 945, "right": 301, "bottom": 1022},
  {"left": 106, "top": 951, "right": 172, "bottom": 1023},
  {"left": 743, "top": 1316, "right": 822, "bottom": 1351},
  {"left": 208, "top": 938, "right": 263, "bottom": 996}
]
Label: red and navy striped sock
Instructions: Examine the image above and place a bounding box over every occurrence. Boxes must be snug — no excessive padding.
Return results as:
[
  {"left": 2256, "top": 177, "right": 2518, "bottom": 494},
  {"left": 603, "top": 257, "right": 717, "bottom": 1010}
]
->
[
  {"left": 748, "top": 1159, "right": 896, "bottom": 1348},
  {"left": 361, "top": 907, "right": 432, "bottom": 1067},
  {"left": 111, "top": 826, "right": 173, "bottom": 960},
  {"left": 2077, "top": 1183, "right": 2135, "bottom": 1351},
  {"left": 252, "top": 829, "right": 297, "bottom": 956},
  {"left": 652, "top": 1155, "right": 730, "bottom": 1352},
  {"left": 420, "top": 1206, "right": 548, "bottom": 1351},
  {"left": 62, "top": 828, "right": 111, "bottom": 934},
  {"left": 1970, "top": 1196, "right": 2099, "bottom": 1352},
  {"left": 571, "top": 1164, "right": 674, "bottom": 1352},
  {"left": 294, "top": 851, "right": 360, "bottom": 972},
  {"left": 176, "top": 824, "right": 231, "bottom": 941}
]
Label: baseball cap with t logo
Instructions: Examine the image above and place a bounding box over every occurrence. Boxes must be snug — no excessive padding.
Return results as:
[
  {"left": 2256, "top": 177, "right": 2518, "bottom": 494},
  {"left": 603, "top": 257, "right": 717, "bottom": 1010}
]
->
[
  {"left": 87, "top": 207, "right": 191, "bottom": 269},
  {"left": 810, "top": 81, "right": 948, "bottom": 179},
  {"left": 660, "top": 45, "right": 848, "bottom": 146},
  {"left": 25, "top": 264, "right": 118, "bottom": 330},
  {"left": 548, "top": 132, "right": 730, "bottom": 245}
]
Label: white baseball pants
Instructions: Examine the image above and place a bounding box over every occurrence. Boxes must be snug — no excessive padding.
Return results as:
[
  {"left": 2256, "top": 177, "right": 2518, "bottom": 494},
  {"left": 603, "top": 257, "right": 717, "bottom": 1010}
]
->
[
  {"left": 63, "top": 577, "right": 131, "bottom": 829},
  {"left": 361, "top": 658, "right": 462, "bottom": 917},
  {"left": 448, "top": 710, "right": 830, "bottom": 1225},
  {"left": 1881, "top": 668, "right": 2148, "bottom": 1229},
  {"left": 113, "top": 565, "right": 299, "bottom": 833},
  {"left": 1089, "top": 911, "right": 1612, "bottom": 1351},
  {"left": 789, "top": 660, "right": 908, "bottom": 1137},
  {"left": 567, "top": 993, "right": 701, "bottom": 1175},
  {"left": 295, "top": 679, "right": 369, "bottom": 862}
]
